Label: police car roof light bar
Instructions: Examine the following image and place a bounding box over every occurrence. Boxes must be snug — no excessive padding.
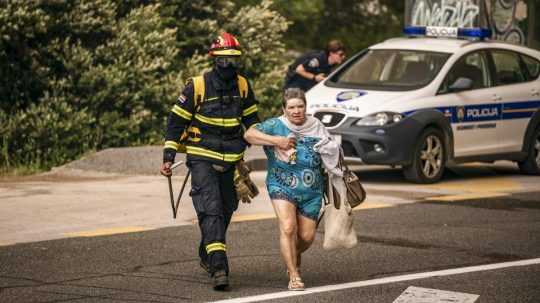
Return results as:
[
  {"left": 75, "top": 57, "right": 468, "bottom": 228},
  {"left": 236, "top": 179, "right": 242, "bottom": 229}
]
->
[{"left": 403, "top": 26, "right": 492, "bottom": 40}]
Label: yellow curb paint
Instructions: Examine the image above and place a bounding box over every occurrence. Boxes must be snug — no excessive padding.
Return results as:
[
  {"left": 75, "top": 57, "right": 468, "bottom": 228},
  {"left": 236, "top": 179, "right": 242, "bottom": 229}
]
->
[
  {"left": 229, "top": 203, "right": 394, "bottom": 222},
  {"left": 354, "top": 203, "right": 394, "bottom": 210},
  {"left": 231, "top": 213, "right": 276, "bottom": 222},
  {"left": 192, "top": 213, "right": 277, "bottom": 224},
  {"left": 65, "top": 226, "right": 150, "bottom": 237},
  {"left": 428, "top": 177, "right": 520, "bottom": 193},
  {"left": 426, "top": 192, "right": 509, "bottom": 202},
  {"left": 224, "top": 204, "right": 395, "bottom": 223}
]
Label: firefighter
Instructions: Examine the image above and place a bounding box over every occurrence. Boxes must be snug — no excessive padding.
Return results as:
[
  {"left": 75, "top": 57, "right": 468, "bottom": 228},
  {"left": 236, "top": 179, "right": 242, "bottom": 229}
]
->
[
  {"left": 284, "top": 39, "right": 346, "bottom": 92},
  {"left": 160, "top": 32, "right": 260, "bottom": 291}
]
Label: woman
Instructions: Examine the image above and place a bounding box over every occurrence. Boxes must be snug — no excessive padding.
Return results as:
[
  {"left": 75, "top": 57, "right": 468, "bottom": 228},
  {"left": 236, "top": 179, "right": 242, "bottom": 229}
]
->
[{"left": 244, "top": 88, "right": 340, "bottom": 290}]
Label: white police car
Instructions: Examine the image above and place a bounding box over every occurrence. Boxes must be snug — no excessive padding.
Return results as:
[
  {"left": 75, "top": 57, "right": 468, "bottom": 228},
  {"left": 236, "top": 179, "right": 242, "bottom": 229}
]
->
[{"left": 306, "top": 36, "right": 540, "bottom": 183}]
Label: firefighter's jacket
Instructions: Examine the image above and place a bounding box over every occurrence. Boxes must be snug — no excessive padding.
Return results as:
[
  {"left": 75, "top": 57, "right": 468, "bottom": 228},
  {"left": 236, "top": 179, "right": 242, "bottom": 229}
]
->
[{"left": 163, "top": 69, "right": 260, "bottom": 165}]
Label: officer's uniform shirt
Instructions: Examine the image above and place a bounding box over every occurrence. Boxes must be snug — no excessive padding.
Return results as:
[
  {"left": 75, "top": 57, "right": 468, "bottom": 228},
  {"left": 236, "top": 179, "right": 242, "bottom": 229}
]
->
[
  {"left": 163, "top": 68, "right": 259, "bottom": 165},
  {"left": 284, "top": 51, "right": 331, "bottom": 92}
]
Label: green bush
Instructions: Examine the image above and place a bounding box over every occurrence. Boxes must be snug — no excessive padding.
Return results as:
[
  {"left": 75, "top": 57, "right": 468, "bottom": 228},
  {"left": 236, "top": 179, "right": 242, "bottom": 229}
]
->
[
  {"left": 0, "top": 1, "right": 179, "bottom": 171},
  {"left": 0, "top": 98, "right": 93, "bottom": 170}
]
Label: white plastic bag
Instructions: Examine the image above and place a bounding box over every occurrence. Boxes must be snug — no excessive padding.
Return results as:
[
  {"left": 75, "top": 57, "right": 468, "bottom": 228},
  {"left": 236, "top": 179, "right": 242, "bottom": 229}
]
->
[{"left": 322, "top": 175, "right": 358, "bottom": 250}]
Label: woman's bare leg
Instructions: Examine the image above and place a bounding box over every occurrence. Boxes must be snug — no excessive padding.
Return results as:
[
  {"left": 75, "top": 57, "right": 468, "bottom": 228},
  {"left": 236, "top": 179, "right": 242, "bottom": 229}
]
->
[
  {"left": 271, "top": 199, "right": 300, "bottom": 278},
  {"left": 296, "top": 214, "right": 317, "bottom": 270}
]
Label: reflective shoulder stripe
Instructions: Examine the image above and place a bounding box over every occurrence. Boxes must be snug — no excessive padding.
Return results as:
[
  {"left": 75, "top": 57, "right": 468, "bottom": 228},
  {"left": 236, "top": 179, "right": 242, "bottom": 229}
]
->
[
  {"left": 243, "top": 104, "right": 258, "bottom": 116},
  {"left": 193, "top": 76, "right": 205, "bottom": 106},
  {"left": 172, "top": 104, "right": 192, "bottom": 120},
  {"left": 195, "top": 113, "right": 241, "bottom": 127},
  {"left": 164, "top": 141, "right": 180, "bottom": 151}
]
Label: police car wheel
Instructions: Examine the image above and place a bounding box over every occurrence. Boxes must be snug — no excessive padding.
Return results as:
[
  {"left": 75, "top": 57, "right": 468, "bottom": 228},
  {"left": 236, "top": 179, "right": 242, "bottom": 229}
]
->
[
  {"left": 518, "top": 127, "right": 540, "bottom": 175},
  {"left": 403, "top": 128, "right": 446, "bottom": 184}
]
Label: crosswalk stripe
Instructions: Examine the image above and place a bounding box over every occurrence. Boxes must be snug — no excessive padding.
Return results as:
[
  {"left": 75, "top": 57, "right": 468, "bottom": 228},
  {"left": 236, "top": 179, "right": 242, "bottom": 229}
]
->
[{"left": 210, "top": 258, "right": 540, "bottom": 303}]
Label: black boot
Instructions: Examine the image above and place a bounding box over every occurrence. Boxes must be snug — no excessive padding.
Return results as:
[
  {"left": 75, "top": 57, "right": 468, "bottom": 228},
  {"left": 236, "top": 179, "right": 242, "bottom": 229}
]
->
[
  {"left": 199, "top": 259, "right": 210, "bottom": 274},
  {"left": 212, "top": 270, "right": 229, "bottom": 291}
]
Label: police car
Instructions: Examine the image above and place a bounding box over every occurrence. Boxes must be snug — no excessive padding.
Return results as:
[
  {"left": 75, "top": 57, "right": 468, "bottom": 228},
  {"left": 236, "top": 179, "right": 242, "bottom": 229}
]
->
[{"left": 306, "top": 33, "right": 540, "bottom": 183}]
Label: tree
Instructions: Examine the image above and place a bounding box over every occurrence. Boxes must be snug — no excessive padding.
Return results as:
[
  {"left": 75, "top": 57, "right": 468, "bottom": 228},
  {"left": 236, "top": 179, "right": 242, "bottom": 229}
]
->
[{"left": 0, "top": 1, "right": 179, "bottom": 170}]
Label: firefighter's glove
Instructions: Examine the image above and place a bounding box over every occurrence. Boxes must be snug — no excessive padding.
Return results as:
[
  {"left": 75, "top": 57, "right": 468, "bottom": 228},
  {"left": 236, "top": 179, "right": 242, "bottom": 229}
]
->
[{"left": 234, "top": 161, "right": 259, "bottom": 204}]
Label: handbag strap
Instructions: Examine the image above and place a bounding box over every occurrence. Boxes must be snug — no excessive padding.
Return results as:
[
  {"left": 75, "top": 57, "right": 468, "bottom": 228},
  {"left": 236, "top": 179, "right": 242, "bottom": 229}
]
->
[{"left": 338, "top": 148, "right": 352, "bottom": 175}]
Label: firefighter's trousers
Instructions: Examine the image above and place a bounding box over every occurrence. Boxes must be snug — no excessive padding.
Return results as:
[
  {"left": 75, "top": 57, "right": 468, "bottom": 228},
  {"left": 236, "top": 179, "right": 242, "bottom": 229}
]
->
[{"left": 188, "top": 160, "right": 238, "bottom": 275}]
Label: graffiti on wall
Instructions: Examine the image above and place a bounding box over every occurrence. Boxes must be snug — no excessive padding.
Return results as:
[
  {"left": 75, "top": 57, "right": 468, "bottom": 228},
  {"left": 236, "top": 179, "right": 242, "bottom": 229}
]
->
[
  {"left": 412, "top": 0, "right": 480, "bottom": 28},
  {"left": 489, "top": 0, "right": 527, "bottom": 44},
  {"left": 408, "top": 0, "right": 528, "bottom": 45}
]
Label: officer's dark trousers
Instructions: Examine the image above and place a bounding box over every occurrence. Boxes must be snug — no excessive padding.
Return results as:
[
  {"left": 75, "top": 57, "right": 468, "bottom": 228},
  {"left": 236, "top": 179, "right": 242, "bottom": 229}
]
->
[{"left": 188, "top": 160, "right": 238, "bottom": 275}]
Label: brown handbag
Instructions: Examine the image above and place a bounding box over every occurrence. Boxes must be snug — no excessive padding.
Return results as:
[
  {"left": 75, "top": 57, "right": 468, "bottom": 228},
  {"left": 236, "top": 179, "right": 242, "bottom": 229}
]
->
[{"left": 339, "top": 151, "right": 366, "bottom": 209}]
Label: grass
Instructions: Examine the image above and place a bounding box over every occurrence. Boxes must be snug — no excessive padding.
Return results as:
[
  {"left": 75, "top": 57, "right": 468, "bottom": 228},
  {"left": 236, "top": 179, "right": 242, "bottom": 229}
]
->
[{"left": 0, "top": 164, "right": 46, "bottom": 177}]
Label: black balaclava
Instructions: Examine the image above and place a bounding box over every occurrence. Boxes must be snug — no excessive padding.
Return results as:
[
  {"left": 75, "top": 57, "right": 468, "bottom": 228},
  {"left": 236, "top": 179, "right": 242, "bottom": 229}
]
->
[{"left": 215, "top": 62, "right": 237, "bottom": 81}]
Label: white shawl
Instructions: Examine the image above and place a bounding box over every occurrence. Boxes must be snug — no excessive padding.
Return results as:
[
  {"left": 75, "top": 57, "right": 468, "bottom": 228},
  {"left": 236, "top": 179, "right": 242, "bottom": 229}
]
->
[{"left": 278, "top": 115, "right": 342, "bottom": 176}]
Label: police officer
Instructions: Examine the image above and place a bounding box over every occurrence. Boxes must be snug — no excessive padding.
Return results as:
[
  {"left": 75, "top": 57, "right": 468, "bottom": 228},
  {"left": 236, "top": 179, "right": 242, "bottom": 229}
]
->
[
  {"left": 284, "top": 40, "right": 346, "bottom": 92},
  {"left": 160, "top": 32, "right": 260, "bottom": 291}
]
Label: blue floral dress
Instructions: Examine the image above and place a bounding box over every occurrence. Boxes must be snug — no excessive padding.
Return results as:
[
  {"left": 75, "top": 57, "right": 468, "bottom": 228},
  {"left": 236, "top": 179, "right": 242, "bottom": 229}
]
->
[{"left": 255, "top": 118, "right": 324, "bottom": 220}]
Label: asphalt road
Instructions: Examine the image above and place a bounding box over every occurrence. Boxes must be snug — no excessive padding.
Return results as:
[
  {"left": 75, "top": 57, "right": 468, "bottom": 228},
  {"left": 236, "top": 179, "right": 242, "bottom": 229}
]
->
[{"left": 1, "top": 161, "right": 540, "bottom": 302}]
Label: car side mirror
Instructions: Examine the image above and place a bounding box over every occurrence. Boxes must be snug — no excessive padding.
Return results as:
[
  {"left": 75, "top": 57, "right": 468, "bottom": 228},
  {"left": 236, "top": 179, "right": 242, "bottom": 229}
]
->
[{"left": 448, "top": 77, "right": 473, "bottom": 92}]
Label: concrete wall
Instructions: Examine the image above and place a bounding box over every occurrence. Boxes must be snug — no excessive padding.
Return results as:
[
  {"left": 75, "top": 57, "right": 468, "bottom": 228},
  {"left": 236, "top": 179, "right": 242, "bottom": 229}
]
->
[{"left": 528, "top": 0, "right": 540, "bottom": 50}]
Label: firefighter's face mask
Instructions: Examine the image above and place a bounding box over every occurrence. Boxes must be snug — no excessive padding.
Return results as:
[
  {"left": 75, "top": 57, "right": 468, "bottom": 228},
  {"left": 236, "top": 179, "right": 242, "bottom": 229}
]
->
[
  {"left": 215, "top": 56, "right": 239, "bottom": 68},
  {"left": 215, "top": 56, "right": 238, "bottom": 81}
]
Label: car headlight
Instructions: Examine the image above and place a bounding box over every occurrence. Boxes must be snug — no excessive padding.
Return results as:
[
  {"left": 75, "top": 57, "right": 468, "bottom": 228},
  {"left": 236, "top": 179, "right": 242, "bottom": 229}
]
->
[{"left": 355, "top": 112, "right": 403, "bottom": 126}]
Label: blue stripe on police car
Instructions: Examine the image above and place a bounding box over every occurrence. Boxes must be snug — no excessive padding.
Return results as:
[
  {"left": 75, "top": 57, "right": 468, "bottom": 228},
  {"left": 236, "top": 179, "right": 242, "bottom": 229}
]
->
[{"left": 404, "top": 100, "right": 540, "bottom": 124}]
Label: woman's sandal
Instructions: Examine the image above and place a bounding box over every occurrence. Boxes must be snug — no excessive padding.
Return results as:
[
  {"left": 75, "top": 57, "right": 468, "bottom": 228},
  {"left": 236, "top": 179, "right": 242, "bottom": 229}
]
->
[{"left": 288, "top": 276, "right": 305, "bottom": 291}]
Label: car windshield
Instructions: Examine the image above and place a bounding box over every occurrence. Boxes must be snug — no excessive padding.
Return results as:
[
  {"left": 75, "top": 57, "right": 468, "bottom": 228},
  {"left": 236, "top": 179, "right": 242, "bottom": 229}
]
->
[{"left": 329, "top": 49, "right": 451, "bottom": 91}]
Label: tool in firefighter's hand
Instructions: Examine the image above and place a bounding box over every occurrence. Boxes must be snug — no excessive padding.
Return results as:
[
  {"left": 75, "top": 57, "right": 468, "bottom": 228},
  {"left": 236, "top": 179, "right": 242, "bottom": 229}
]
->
[
  {"left": 166, "top": 161, "right": 191, "bottom": 219},
  {"left": 234, "top": 160, "right": 259, "bottom": 203}
]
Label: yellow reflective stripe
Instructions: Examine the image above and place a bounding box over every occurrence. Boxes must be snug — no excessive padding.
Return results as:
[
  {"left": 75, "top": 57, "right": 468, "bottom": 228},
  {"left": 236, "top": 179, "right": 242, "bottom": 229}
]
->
[
  {"left": 206, "top": 242, "right": 226, "bottom": 254},
  {"left": 212, "top": 49, "right": 242, "bottom": 56},
  {"left": 172, "top": 105, "right": 192, "bottom": 120},
  {"left": 243, "top": 104, "right": 258, "bottom": 116},
  {"left": 164, "top": 141, "right": 180, "bottom": 151},
  {"left": 206, "top": 96, "right": 219, "bottom": 101},
  {"left": 186, "top": 146, "right": 244, "bottom": 162},
  {"left": 223, "top": 153, "right": 244, "bottom": 162},
  {"left": 195, "top": 114, "right": 240, "bottom": 127},
  {"left": 187, "top": 146, "right": 223, "bottom": 161}
]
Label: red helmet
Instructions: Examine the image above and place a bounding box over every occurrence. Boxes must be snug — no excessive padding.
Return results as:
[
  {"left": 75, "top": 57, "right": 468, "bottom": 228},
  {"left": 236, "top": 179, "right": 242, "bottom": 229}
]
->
[{"left": 209, "top": 32, "right": 242, "bottom": 57}]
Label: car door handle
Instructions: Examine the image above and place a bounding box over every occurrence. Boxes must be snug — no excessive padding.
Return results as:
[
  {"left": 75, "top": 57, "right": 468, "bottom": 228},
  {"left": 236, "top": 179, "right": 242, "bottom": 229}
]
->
[
  {"left": 492, "top": 94, "right": 502, "bottom": 101},
  {"left": 532, "top": 89, "right": 540, "bottom": 97}
]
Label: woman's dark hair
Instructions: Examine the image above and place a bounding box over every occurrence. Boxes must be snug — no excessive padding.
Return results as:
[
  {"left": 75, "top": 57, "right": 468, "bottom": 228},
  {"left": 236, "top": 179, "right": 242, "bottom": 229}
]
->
[{"left": 282, "top": 88, "right": 306, "bottom": 108}]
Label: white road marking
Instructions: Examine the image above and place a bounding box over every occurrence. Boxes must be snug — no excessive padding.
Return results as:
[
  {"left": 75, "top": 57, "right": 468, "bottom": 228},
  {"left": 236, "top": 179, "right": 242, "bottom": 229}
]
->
[
  {"left": 393, "top": 286, "right": 479, "bottom": 303},
  {"left": 211, "top": 258, "right": 540, "bottom": 303}
]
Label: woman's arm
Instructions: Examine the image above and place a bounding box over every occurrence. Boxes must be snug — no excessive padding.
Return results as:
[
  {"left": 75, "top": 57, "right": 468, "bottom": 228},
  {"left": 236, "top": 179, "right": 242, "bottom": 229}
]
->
[{"left": 244, "top": 126, "right": 295, "bottom": 150}]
